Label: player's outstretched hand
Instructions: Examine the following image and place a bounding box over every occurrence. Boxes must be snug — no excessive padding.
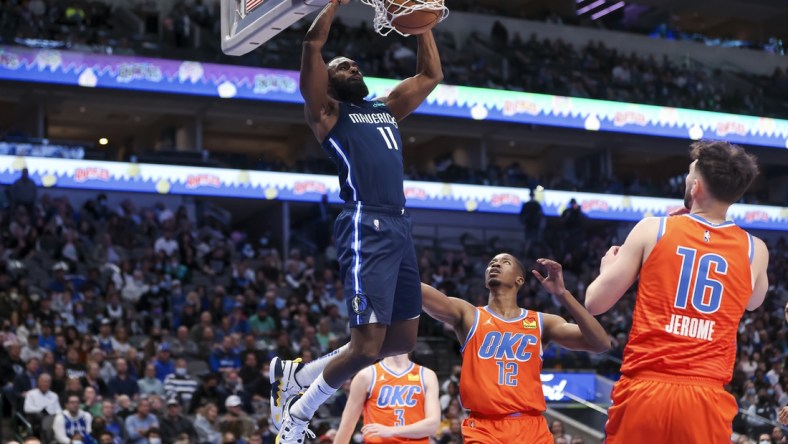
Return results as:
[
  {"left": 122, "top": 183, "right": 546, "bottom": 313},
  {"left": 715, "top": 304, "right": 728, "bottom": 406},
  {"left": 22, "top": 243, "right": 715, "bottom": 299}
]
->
[
  {"left": 779, "top": 406, "right": 788, "bottom": 425},
  {"left": 330, "top": 0, "right": 350, "bottom": 5},
  {"left": 362, "top": 424, "right": 396, "bottom": 439},
  {"left": 532, "top": 258, "right": 566, "bottom": 297}
]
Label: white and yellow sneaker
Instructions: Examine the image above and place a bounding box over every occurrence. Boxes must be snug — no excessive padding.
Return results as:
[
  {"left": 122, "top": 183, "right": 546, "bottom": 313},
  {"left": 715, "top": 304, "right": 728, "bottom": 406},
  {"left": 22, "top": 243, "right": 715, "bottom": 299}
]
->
[
  {"left": 269, "top": 357, "right": 305, "bottom": 432},
  {"left": 275, "top": 394, "right": 315, "bottom": 444}
]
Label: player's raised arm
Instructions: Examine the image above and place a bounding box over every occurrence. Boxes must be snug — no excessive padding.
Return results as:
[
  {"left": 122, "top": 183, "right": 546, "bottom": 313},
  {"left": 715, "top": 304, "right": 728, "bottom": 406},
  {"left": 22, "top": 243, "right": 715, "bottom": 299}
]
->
[
  {"left": 333, "top": 367, "right": 373, "bottom": 444},
  {"left": 533, "top": 259, "right": 611, "bottom": 353},
  {"left": 746, "top": 236, "right": 769, "bottom": 311},
  {"left": 421, "top": 283, "right": 475, "bottom": 341},
  {"left": 381, "top": 31, "right": 443, "bottom": 121},
  {"left": 361, "top": 367, "right": 441, "bottom": 440},
  {"left": 300, "top": 1, "right": 341, "bottom": 131},
  {"left": 585, "top": 217, "right": 658, "bottom": 315}
]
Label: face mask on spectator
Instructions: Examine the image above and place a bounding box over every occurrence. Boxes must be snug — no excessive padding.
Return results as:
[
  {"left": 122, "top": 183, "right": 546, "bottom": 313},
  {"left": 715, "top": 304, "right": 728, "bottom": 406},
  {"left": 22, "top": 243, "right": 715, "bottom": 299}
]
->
[
  {"left": 176, "top": 368, "right": 187, "bottom": 376},
  {"left": 760, "top": 441, "right": 770, "bottom": 444},
  {"left": 747, "top": 388, "right": 756, "bottom": 396},
  {"left": 149, "top": 439, "right": 162, "bottom": 444},
  {"left": 766, "top": 389, "right": 774, "bottom": 396}
]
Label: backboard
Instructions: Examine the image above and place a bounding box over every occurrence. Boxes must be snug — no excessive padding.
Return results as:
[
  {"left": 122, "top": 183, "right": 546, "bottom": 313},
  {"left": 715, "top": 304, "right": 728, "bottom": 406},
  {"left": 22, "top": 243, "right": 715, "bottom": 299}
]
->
[{"left": 220, "top": 0, "right": 330, "bottom": 56}]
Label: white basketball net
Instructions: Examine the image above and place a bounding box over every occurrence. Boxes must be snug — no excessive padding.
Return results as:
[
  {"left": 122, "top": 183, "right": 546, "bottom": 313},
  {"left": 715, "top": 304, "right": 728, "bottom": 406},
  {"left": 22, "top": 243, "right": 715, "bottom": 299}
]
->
[{"left": 359, "top": 0, "right": 449, "bottom": 37}]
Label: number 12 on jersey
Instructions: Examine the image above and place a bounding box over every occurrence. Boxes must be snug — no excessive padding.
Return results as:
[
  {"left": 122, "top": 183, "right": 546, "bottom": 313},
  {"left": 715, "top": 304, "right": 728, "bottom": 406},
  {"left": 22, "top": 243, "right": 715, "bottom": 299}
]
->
[
  {"left": 674, "top": 247, "right": 727, "bottom": 314},
  {"left": 496, "top": 361, "right": 518, "bottom": 386}
]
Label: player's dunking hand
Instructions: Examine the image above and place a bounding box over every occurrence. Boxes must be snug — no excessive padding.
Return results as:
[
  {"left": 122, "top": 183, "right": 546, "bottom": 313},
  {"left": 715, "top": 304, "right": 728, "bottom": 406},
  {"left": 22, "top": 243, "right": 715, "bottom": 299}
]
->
[
  {"left": 361, "top": 423, "right": 396, "bottom": 439},
  {"left": 329, "top": 0, "right": 350, "bottom": 5},
  {"left": 532, "top": 258, "right": 567, "bottom": 297}
]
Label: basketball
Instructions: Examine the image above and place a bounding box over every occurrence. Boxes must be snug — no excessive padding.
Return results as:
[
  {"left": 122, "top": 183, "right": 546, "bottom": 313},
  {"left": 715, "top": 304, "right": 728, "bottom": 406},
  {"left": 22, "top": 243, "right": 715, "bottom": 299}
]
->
[{"left": 387, "top": 0, "right": 443, "bottom": 35}]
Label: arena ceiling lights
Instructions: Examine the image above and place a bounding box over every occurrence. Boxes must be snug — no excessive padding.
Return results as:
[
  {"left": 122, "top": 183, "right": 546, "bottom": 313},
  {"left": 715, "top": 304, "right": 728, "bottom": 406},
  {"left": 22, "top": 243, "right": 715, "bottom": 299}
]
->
[{"left": 576, "top": 0, "right": 627, "bottom": 20}]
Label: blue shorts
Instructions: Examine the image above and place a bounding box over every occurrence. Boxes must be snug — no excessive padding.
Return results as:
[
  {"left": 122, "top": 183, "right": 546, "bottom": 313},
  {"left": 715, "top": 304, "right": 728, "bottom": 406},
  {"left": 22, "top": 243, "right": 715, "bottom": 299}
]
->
[{"left": 335, "top": 203, "right": 422, "bottom": 327}]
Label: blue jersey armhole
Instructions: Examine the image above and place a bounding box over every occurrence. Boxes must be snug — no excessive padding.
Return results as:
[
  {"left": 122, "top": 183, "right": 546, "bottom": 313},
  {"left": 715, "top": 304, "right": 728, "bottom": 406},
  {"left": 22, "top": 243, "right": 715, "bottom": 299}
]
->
[
  {"left": 747, "top": 233, "right": 754, "bottom": 264},
  {"left": 460, "top": 309, "right": 480, "bottom": 353},
  {"left": 657, "top": 217, "right": 666, "bottom": 242}
]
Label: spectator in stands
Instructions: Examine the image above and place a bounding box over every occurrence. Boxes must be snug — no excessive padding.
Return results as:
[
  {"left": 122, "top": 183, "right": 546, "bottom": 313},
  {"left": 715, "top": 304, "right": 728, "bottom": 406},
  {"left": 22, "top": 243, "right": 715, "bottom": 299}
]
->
[
  {"left": 81, "top": 361, "right": 110, "bottom": 399},
  {"left": 53, "top": 394, "right": 93, "bottom": 444},
  {"left": 154, "top": 230, "right": 179, "bottom": 257},
  {"left": 519, "top": 190, "right": 545, "bottom": 251},
  {"left": 238, "top": 352, "right": 259, "bottom": 388},
  {"left": 8, "top": 168, "right": 37, "bottom": 213},
  {"left": 190, "top": 312, "right": 213, "bottom": 343},
  {"left": 551, "top": 419, "right": 572, "bottom": 443},
  {"left": 139, "top": 363, "right": 166, "bottom": 397},
  {"left": 164, "top": 358, "right": 199, "bottom": 410},
  {"left": 65, "top": 346, "right": 87, "bottom": 379},
  {"left": 82, "top": 386, "right": 103, "bottom": 418},
  {"left": 23, "top": 373, "right": 62, "bottom": 434},
  {"left": 125, "top": 397, "right": 159, "bottom": 444},
  {"left": 170, "top": 326, "right": 198, "bottom": 359},
  {"left": 159, "top": 397, "right": 198, "bottom": 444},
  {"left": 219, "top": 395, "right": 255, "bottom": 439},
  {"left": 96, "top": 318, "right": 115, "bottom": 355},
  {"left": 13, "top": 356, "right": 39, "bottom": 407},
  {"left": 108, "top": 357, "right": 139, "bottom": 399},
  {"left": 153, "top": 343, "right": 176, "bottom": 382},
  {"left": 60, "top": 377, "right": 84, "bottom": 408},
  {"left": 210, "top": 336, "right": 240, "bottom": 374},
  {"left": 189, "top": 373, "right": 222, "bottom": 415},
  {"left": 194, "top": 403, "right": 222, "bottom": 444},
  {"left": 145, "top": 427, "right": 164, "bottom": 444},
  {"left": 21, "top": 333, "right": 45, "bottom": 361},
  {"left": 100, "top": 400, "right": 125, "bottom": 442},
  {"left": 561, "top": 198, "right": 584, "bottom": 250},
  {"left": 245, "top": 360, "right": 271, "bottom": 404}
]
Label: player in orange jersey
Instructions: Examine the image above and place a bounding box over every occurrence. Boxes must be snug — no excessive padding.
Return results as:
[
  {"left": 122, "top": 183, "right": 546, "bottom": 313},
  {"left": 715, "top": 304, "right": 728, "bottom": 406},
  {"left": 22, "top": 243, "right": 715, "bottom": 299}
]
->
[
  {"left": 584, "top": 141, "right": 770, "bottom": 444},
  {"left": 333, "top": 353, "right": 440, "bottom": 444},
  {"left": 421, "top": 255, "right": 610, "bottom": 444}
]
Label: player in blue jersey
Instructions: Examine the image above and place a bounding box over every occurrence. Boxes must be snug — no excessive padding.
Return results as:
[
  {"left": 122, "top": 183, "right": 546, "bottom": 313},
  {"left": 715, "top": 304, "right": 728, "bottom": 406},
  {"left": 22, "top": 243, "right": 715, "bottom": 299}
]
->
[{"left": 271, "top": 0, "right": 443, "bottom": 442}]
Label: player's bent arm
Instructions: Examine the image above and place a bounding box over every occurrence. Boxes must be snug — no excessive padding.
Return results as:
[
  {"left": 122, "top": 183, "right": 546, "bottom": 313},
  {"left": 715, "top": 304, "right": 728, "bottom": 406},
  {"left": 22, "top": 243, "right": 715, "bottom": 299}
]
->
[
  {"left": 421, "top": 283, "right": 476, "bottom": 340},
  {"left": 746, "top": 236, "right": 769, "bottom": 311},
  {"left": 300, "top": 2, "right": 339, "bottom": 132},
  {"left": 386, "top": 368, "right": 441, "bottom": 439},
  {"left": 334, "top": 367, "right": 373, "bottom": 444},
  {"left": 585, "top": 217, "right": 656, "bottom": 315},
  {"left": 380, "top": 31, "right": 443, "bottom": 121},
  {"left": 543, "top": 296, "right": 611, "bottom": 353}
]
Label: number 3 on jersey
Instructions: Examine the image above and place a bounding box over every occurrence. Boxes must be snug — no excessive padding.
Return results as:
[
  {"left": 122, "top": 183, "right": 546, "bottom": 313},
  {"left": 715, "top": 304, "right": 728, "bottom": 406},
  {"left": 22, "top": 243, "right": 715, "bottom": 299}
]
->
[{"left": 674, "top": 247, "right": 727, "bottom": 314}]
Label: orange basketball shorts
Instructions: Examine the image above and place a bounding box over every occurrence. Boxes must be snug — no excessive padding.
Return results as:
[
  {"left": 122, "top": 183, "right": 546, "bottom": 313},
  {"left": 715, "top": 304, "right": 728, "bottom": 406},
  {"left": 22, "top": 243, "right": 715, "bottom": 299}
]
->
[
  {"left": 605, "top": 374, "right": 738, "bottom": 444},
  {"left": 462, "top": 413, "right": 552, "bottom": 444}
]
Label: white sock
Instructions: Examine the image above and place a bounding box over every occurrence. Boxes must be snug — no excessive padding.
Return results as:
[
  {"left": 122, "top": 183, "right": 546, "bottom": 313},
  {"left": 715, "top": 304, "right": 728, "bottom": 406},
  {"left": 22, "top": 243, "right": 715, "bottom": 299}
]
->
[
  {"left": 289, "top": 373, "right": 337, "bottom": 421},
  {"left": 295, "top": 344, "right": 348, "bottom": 387}
]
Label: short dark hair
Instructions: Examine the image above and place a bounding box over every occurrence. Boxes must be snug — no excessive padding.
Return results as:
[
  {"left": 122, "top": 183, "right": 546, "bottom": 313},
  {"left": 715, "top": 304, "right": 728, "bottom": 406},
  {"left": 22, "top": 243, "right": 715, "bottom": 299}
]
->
[
  {"left": 499, "top": 253, "right": 526, "bottom": 280},
  {"left": 690, "top": 141, "right": 759, "bottom": 204}
]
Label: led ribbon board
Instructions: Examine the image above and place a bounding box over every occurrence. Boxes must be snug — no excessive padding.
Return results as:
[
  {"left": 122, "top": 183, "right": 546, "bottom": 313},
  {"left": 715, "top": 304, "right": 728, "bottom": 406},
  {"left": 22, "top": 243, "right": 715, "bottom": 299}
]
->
[
  {"left": 0, "top": 46, "right": 787, "bottom": 149},
  {"left": 2, "top": 155, "right": 786, "bottom": 230}
]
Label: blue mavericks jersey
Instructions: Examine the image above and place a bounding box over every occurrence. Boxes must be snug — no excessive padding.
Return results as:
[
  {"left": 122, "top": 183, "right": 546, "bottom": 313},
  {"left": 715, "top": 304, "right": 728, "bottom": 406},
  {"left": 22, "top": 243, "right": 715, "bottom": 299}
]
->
[{"left": 321, "top": 100, "right": 406, "bottom": 208}]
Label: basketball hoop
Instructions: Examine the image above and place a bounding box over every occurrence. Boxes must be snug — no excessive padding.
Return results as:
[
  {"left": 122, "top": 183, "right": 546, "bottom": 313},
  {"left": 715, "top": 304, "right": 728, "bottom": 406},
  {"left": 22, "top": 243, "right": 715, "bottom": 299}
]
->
[{"left": 359, "top": 0, "right": 448, "bottom": 36}]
